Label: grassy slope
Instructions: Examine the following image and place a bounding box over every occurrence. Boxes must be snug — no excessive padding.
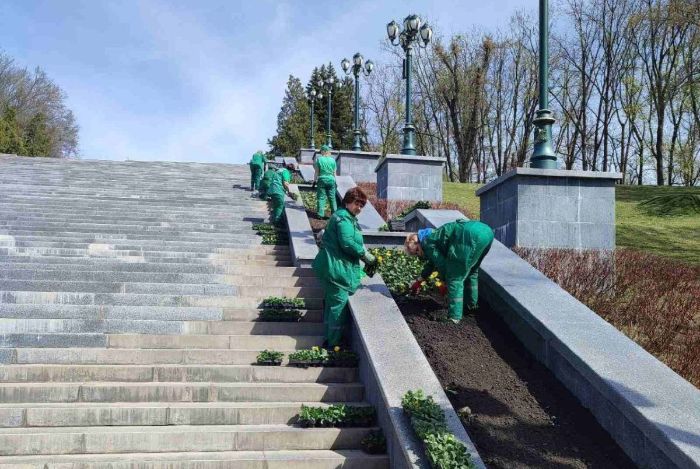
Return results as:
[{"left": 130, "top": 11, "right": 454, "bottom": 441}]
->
[{"left": 442, "top": 182, "right": 700, "bottom": 265}]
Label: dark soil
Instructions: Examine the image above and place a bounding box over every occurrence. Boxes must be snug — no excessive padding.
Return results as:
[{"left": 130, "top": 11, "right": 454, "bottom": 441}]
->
[
  {"left": 397, "top": 296, "right": 636, "bottom": 469},
  {"left": 306, "top": 209, "right": 327, "bottom": 234}
]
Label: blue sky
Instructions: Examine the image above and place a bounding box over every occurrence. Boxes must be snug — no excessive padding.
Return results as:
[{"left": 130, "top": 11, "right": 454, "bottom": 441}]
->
[{"left": 2, "top": 0, "right": 527, "bottom": 164}]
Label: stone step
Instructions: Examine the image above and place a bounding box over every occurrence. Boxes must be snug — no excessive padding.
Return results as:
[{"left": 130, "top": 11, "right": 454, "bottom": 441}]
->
[
  {"left": 0, "top": 270, "right": 319, "bottom": 288},
  {"left": 0, "top": 365, "right": 357, "bottom": 384},
  {"left": 4, "top": 239, "right": 288, "bottom": 253},
  {"left": 0, "top": 280, "right": 240, "bottom": 295},
  {"left": 106, "top": 334, "right": 324, "bottom": 350},
  {"left": 0, "top": 256, "right": 294, "bottom": 268},
  {"left": 0, "top": 304, "right": 322, "bottom": 323},
  {"left": 5, "top": 238, "right": 288, "bottom": 250},
  {"left": 0, "top": 333, "right": 324, "bottom": 350},
  {"left": 4, "top": 248, "right": 285, "bottom": 261},
  {"left": 0, "top": 291, "right": 323, "bottom": 308},
  {"left": 0, "top": 449, "right": 388, "bottom": 469},
  {"left": 0, "top": 424, "right": 376, "bottom": 456},
  {"left": 0, "top": 260, "right": 312, "bottom": 276},
  {"left": 9, "top": 348, "right": 299, "bottom": 365},
  {"left": 0, "top": 319, "right": 323, "bottom": 336},
  {"left": 0, "top": 382, "right": 364, "bottom": 403},
  {"left": 1, "top": 230, "right": 275, "bottom": 242},
  {"left": 0, "top": 401, "right": 370, "bottom": 427}
]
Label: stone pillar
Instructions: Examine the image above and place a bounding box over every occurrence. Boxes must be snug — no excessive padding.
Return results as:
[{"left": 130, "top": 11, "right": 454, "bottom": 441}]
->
[
  {"left": 375, "top": 154, "right": 446, "bottom": 201},
  {"left": 476, "top": 168, "right": 621, "bottom": 249},
  {"left": 336, "top": 150, "right": 381, "bottom": 183},
  {"left": 298, "top": 148, "right": 315, "bottom": 164}
]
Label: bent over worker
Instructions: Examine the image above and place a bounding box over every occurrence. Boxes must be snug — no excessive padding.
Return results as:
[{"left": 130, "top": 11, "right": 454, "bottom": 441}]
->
[
  {"left": 405, "top": 219, "right": 494, "bottom": 323},
  {"left": 258, "top": 167, "right": 277, "bottom": 199},
  {"left": 312, "top": 187, "right": 376, "bottom": 347},
  {"left": 267, "top": 163, "right": 295, "bottom": 225},
  {"left": 249, "top": 151, "right": 266, "bottom": 191},
  {"left": 314, "top": 144, "right": 337, "bottom": 218}
]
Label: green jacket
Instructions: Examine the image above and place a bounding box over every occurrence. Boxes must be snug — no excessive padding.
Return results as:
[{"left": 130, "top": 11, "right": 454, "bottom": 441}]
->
[
  {"left": 268, "top": 168, "right": 292, "bottom": 196},
  {"left": 261, "top": 169, "right": 276, "bottom": 184},
  {"left": 420, "top": 220, "right": 494, "bottom": 314},
  {"left": 312, "top": 208, "right": 366, "bottom": 293},
  {"left": 315, "top": 155, "right": 336, "bottom": 179},
  {"left": 249, "top": 152, "right": 266, "bottom": 168}
]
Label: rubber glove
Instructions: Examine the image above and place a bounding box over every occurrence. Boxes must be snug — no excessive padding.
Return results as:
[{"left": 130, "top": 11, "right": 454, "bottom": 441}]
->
[
  {"left": 362, "top": 251, "right": 376, "bottom": 265},
  {"left": 410, "top": 279, "right": 424, "bottom": 295}
]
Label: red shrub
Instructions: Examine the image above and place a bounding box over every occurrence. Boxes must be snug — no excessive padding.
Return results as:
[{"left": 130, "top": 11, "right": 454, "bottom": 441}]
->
[
  {"left": 354, "top": 182, "right": 475, "bottom": 221},
  {"left": 515, "top": 248, "right": 700, "bottom": 388}
]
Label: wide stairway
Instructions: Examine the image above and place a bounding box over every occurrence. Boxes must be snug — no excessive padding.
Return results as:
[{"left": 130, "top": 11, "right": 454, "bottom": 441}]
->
[{"left": 0, "top": 156, "right": 387, "bottom": 468}]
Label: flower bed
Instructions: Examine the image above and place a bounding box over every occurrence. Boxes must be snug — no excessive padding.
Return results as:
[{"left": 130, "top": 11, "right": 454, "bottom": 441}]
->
[
  {"left": 368, "top": 247, "right": 444, "bottom": 297},
  {"left": 297, "top": 404, "right": 376, "bottom": 428}
]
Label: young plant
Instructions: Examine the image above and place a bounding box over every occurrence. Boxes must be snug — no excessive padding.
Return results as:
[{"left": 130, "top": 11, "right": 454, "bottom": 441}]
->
[
  {"left": 258, "top": 308, "right": 303, "bottom": 322},
  {"left": 402, "top": 390, "right": 475, "bottom": 469},
  {"left": 361, "top": 429, "right": 387, "bottom": 454},
  {"left": 297, "top": 404, "right": 376, "bottom": 428},
  {"left": 261, "top": 296, "right": 305, "bottom": 309},
  {"left": 288, "top": 346, "right": 328, "bottom": 367},
  {"left": 256, "top": 349, "right": 284, "bottom": 366},
  {"left": 327, "top": 349, "right": 359, "bottom": 367}
]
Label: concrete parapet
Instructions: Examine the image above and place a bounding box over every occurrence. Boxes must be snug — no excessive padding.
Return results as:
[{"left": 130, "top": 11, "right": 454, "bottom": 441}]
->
[
  {"left": 299, "top": 148, "right": 316, "bottom": 164},
  {"left": 375, "top": 155, "right": 446, "bottom": 202},
  {"left": 476, "top": 168, "right": 621, "bottom": 249},
  {"left": 335, "top": 176, "right": 385, "bottom": 231},
  {"left": 285, "top": 186, "right": 319, "bottom": 268},
  {"left": 336, "top": 151, "right": 381, "bottom": 184},
  {"left": 403, "top": 209, "right": 466, "bottom": 233}
]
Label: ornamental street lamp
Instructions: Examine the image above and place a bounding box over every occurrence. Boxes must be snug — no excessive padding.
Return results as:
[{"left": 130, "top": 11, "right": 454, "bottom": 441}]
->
[
  {"left": 530, "top": 0, "right": 557, "bottom": 169},
  {"left": 319, "top": 77, "right": 335, "bottom": 149},
  {"left": 307, "top": 87, "right": 323, "bottom": 150},
  {"left": 341, "top": 53, "right": 374, "bottom": 151},
  {"left": 387, "top": 14, "right": 432, "bottom": 156}
]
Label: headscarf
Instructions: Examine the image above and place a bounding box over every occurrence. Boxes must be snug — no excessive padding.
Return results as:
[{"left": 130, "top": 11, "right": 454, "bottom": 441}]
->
[{"left": 417, "top": 228, "right": 433, "bottom": 244}]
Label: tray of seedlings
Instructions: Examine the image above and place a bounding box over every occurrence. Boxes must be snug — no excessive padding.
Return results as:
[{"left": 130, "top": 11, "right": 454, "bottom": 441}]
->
[
  {"left": 255, "top": 349, "right": 284, "bottom": 366},
  {"left": 258, "top": 296, "right": 304, "bottom": 322}
]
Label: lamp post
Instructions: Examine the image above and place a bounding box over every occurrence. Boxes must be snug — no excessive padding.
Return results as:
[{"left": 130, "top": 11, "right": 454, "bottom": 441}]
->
[
  {"left": 341, "top": 53, "right": 374, "bottom": 151},
  {"left": 530, "top": 0, "right": 557, "bottom": 169},
  {"left": 386, "top": 14, "right": 432, "bottom": 156},
  {"left": 319, "top": 77, "right": 335, "bottom": 149},
  {"left": 307, "top": 88, "right": 323, "bottom": 150}
]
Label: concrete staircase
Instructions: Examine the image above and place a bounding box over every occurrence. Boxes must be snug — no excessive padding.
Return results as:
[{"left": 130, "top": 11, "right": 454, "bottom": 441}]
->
[{"left": 0, "top": 156, "right": 387, "bottom": 468}]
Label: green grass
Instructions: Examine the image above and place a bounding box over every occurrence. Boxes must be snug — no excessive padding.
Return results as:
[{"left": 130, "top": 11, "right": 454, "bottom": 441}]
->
[
  {"left": 442, "top": 182, "right": 700, "bottom": 265},
  {"left": 615, "top": 185, "right": 700, "bottom": 264},
  {"left": 442, "top": 182, "right": 483, "bottom": 219}
]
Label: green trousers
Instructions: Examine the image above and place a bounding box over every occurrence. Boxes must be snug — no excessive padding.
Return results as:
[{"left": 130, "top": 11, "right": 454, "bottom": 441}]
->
[
  {"left": 322, "top": 281, "right": 350, "bottom": 346},
  {"left": 316, "top": 177, "right": 337, "bottom": 218},
  {"left": 269, "top": 192, "right": 286, "bottom": 225},
  {"left": 250, "top": 165, "right": 263, "bottom": 190},
  {"left": 258, "top": 180, "right": 270, "bottom": 199},
  {"left": 460, "top": 238, "right": 494, "bottom": 316}
]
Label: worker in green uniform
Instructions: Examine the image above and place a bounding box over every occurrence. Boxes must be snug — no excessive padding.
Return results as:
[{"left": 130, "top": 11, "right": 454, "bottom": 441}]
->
[
  {"left": 249, "top": 151, "right": 266, "bottom": 192},
  {"left": 312, "top": 187, "right": 376, "bottom": 347},
  {"left": 267, "top": 163, "right": 296, "bottom": 225},
  {"left": 258, "top": 167, "right": 277, "bottom": 199},
  {"left": 313, "top": 144, "right": 337, "bottom": 218},
  {"left": 405, "top": 219, "right": 494, "bottom": 323}
]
